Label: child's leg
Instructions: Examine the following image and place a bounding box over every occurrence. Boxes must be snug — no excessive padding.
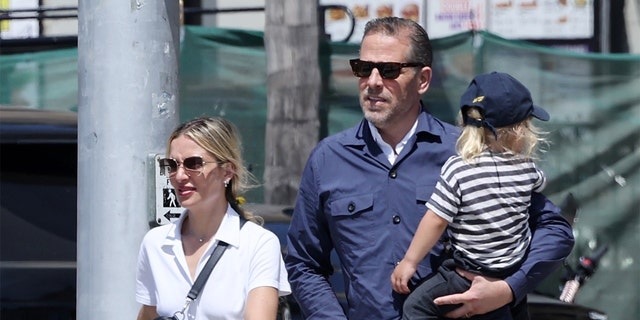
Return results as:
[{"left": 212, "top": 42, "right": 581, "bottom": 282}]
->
[
  {"left": 402, "top": 259, "right": 468, "bottom": 320},
  {"left": 402, "top": 272, "right": 452, "bottom": 319}
]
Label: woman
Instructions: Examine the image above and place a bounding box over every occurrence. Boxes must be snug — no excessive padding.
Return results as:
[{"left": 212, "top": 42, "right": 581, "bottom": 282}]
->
[{"left": 136, "top": 117, "right": 290, "bottom": 320}]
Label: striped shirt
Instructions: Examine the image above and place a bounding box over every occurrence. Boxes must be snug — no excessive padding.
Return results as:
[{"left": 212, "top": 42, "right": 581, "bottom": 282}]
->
[{"left": 427, "top": 151, "right": 546, "bottom": 271}]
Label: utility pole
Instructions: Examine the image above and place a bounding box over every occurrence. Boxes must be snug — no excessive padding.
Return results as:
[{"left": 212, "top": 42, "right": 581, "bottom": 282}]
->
[
  {"left": 264, "top": 0, "right": 321, "bottom": 205},
  {"left": 76, "top": 1, "right": 180, "bottom": 318}
]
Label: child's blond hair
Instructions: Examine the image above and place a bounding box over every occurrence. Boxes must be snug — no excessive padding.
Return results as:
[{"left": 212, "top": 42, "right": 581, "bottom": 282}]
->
[{"left": 456, "top": 107, "right": 547, "bottom": 163}]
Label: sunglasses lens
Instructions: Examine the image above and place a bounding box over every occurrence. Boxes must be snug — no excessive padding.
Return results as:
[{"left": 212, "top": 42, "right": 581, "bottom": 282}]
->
[
  {"left": 183, "top": 157, "right": 204, "bottom": 171},
  {"left": 358, "top": 64, "right": 373, "bottom": 77},
  {"left": 379, "top": 64, "right": 401, "bottom": 79},
  {"left": 350, "top": 59, "right": 371, "bottom": 77},
  {"left": 159, "top": 158, "right": 177, "bottom": 175}
]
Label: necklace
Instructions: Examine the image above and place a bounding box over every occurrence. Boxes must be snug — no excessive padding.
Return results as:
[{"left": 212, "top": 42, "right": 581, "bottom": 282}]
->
[
  {"left": 192, "top": 234, "right": 209, "bottom": 243},
  {"left": 183, "top": 215, "right": 214, "bottom": 243},
  {"left": 185, "top": 232, "right": 208, "bottom": 243}
]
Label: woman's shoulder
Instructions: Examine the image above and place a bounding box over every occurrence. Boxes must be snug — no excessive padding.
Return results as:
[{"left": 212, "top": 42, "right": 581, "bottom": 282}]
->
[
  {"left": 240, "top": 221, "right": 281, "bottom": 245},
  {"left": 141, "top": 223, "right": 175, "bottom": 246},
  {"left": 242, "top": 220, "right": 276, "bottom": 236}
]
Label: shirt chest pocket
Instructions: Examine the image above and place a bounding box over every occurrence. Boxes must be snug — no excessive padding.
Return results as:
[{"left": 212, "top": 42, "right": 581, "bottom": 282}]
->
[
  {"left": 328, "top": 194, "right": 374, "bottom": 217},
  {"left": 328, "top": 194, "right": 377, "bottom": 247}
]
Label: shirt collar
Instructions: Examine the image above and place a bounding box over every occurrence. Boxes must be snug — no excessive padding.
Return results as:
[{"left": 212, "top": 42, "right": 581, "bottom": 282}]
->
[
  {"left": 345, "top": 104, "right": 447, "bottom": 147},
  {"left": 367, "top": 119, "right": 418, "bottom": 165},
  {"left": 165, "top": 204, "right": 243, "bottom": 248},
  {"left": 214, "top": 205, "right": 243, "bottom": 248}
]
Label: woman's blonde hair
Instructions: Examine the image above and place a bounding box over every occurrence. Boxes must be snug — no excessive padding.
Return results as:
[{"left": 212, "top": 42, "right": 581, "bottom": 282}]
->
[
  {"left": 456, "top": 107, "right": 547, "bottom": 162},
  {"left": 167, "top": 117, "right": 262, "bottom": 224}
]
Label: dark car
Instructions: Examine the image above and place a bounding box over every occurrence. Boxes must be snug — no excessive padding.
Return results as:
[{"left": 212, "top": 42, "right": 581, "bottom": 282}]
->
[{"left": 0, "top": 108, "right": 78, "bottom": 319}]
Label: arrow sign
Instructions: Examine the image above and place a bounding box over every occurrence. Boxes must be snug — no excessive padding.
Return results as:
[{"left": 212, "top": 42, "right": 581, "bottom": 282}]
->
[{"left": 164, "top": 211, "right": 181, "bottom": 221}]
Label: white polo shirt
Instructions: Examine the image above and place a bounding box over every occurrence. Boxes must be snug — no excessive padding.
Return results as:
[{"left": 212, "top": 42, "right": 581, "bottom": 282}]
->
[{"left": 136, "top": 205, "right": 291, "bottom": 319}]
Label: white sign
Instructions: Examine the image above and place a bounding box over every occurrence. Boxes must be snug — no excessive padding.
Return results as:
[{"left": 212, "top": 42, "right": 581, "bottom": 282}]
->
[
  {"left": 321, "top": 0, "right": 425, "bottom": 43},
  {"left": 487, "top": 0, "right": 594, "bottom": 39},
  {"left": 426, "top": 0, "right": 486, "bottom": 39},
  {"left": 328, "top": 0, "right": 594, "bottom": 41},
  {"left": 152, "top": 154, "right": 183, "bottom": 225}
]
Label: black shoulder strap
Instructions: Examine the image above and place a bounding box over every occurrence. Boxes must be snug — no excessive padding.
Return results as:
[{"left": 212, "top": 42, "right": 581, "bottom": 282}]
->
[
  {"left": 186, "top": 216, "right": 248, "bottom": 301},
  {"left": 187, "top": 240, "right": 228, "bottom": 300}
]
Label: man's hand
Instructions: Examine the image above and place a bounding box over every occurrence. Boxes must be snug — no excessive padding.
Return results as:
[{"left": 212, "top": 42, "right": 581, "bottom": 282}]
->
[{"left": 433, "top": 269, "right": 513, "bottom": 318}]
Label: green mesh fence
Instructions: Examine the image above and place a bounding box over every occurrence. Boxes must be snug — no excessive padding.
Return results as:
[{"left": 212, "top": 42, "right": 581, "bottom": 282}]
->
[
  {"left": 1, "top": 26, "right": 639, "bottom": 318},
  {"left": 0, "top": 48, "right": 78, "bottom": 111}
]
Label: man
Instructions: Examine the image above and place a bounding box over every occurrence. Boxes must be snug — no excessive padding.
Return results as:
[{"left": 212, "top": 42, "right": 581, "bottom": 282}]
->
[{"left": 285, "top": 17, "right": 574, "bottom": 319}]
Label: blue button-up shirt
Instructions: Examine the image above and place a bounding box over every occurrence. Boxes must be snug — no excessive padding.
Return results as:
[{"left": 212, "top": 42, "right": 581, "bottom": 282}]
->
[{"left": 285, "top": 108, "right": 574, "bottom": 319}]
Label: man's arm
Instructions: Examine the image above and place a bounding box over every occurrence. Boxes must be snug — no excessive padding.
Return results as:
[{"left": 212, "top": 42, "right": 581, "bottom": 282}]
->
[
  {"left": 285, "top": 153, "right": 347, "bottom": 319},
  {"left": 434, "top": 192, "right": 574, "bottom": 317},
  {"left": 505, "top": 192, "right": 575, "bottom": 302}
]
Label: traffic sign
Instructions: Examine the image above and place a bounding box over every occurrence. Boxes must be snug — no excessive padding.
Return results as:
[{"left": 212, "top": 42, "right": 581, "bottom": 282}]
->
[{"left": 152, "top": 153, "right": 183, "bottom": 225}]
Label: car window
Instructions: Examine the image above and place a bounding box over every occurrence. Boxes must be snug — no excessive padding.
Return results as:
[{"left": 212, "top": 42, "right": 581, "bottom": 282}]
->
[{"left": 1, "top": 140, "right": 77, "bottom": 319}]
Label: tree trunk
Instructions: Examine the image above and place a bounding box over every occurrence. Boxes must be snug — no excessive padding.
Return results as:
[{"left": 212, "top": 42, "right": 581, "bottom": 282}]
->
[{"left": 264, "top": 0, "right": 321, "bottom": 205}]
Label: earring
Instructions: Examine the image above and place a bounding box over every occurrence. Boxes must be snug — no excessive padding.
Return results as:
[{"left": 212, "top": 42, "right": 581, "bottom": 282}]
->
[{"left": 224, "top": 179, "right": 230, "bottom": 188}]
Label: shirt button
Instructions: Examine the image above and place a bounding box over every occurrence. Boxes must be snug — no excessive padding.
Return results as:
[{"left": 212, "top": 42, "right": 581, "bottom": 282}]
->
[
  {"left": 392, "top": 215, "right": 401, "bottom": 224},
  {"left": 348, "top": 202, "right": 355, "bottom": 212},
  {"left": 389, "top": 170, "right": 397, "bottom": 179}
]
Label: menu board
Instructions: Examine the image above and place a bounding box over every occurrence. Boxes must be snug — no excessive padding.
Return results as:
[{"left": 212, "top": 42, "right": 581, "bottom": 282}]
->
[
  {"left": 425, "top": 0, "right": 487, "bottom": 39},
  {"left": 488, "top": 0, "right": 594, "bottom": 39},
  {"left": 324, "top": 0, "right": 594, "bottom": 42},
  {"left": 321, "top": 0, "right": 424, "bottom": 43}
]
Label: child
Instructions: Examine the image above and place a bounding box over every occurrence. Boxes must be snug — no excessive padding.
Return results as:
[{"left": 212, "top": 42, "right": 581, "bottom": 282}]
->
[{"left": 391, "top": 72, "right": 549, "bottom": 319}]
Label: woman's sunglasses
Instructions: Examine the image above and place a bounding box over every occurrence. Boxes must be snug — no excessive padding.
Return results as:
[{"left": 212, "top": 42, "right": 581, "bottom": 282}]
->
[
  {"left": 349, "top": 59, "right": 424, "bottom": 79},
  {"left": 158, "top": 156, "right": 215, "bottom": 176}
]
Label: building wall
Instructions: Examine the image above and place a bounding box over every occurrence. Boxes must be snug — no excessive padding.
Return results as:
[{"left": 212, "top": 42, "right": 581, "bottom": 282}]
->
[
  {"left": 42, "top": 0, "right": 78, "bottom": 36},
  {"left": 201, "top": 0, "right": 265, "bottom": 31}
]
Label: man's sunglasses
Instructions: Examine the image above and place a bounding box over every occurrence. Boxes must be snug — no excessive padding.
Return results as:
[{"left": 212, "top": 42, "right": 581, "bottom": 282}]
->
[
  {"left": 349, "top": 59, "right": 424, "bottom": 79},
  {"left": 158, "top": 156, "right": 215, "bottom": 176}
]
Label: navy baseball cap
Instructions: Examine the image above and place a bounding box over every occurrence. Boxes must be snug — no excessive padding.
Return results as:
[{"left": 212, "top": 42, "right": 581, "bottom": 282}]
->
[{"left": 460, "top": 72, "right": 549, "bottom": 134}]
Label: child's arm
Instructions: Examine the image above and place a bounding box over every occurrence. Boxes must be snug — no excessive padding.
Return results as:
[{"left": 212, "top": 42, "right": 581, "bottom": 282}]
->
[{"left": 391, "top": 209, "right": 449, "bottom": 294}]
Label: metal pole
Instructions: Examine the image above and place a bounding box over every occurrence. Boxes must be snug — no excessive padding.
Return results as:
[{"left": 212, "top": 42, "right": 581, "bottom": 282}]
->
[
  {"left": 600, "top": 0, "right": 610, "bottom": 53},
  {"left": 76, "top": 0, "right": 180, "bottom": 318}
]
